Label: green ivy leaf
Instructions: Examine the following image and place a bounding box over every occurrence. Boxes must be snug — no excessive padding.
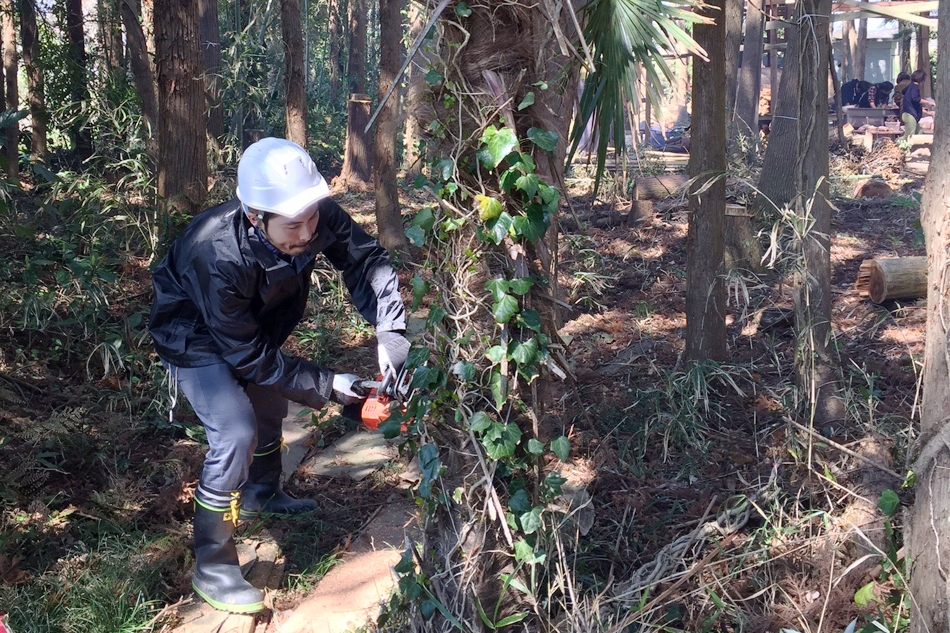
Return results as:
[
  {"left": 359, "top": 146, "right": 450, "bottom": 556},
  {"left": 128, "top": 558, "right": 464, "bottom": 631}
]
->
[
  {"left": 420, "top": 600, "right": 437, "bottom": 619},
  {"left": 511, "top": 337, "right": 540, "bottom": 366},
  {"left": 485, "top": 278, "right": 509, "bottom": 302},
  {"left": 405, "top": 225, "right": 425, "bottom": 247},
  {"left": 511, "top": 214, "right": 547, "bottom": 242},
  {"left": 482, "top": 421, "right": 521, "bottom": 460},
  {"left": 517, "top": 92, "right": 535, "bottom": 110},
  {"left": 476, "top": 194, "right": 503, "bottom": 222},
  {"left": 878, "top": 489, "right": 900, "bottom": 517},
  {"left": 479, "top": 125, "right": 519, "bottom": 168},
  {"left": 455, "top": 1, "right": 472, "bottom": 16},
  {"left": 519, "top": 309, "right": 542, "bottom": 332},
  {"left": 550, "top": 436, "right": 571, "bottom": 462},
  {"left": 412, "top": 207, "right": 435, "bottom": 232},
  {"left": 527, "top": 438, "right": 545, "bottom": 455},
  {"left": 543, "top": 471, "right": 566, "bottom": 496},
  {"left": 487, "top": 212, "right": 514, "bottom": 245},
  {"left": 513, "top": 153, "right": 536, "bottom": 173},
  {"left": 490, "top": 369, "right": 507, "bottom": 409},
  {"left": 527, "top": 127, "right": 558, "bottom": 152},
  {"left": 520, "top": 507, "right": 543, "bottom": 534},
  {"left": 508, "top": 489, "right": 531, "bottom": 512},
  {"left": 513, "top": 539, "right": 535, "bottom": 562},
  {"left": 452, "top": 360, "right": 476, "bottom": 381},
  {"left": 469, "top": 411, "right": 493, "bottom": 433},
  {"left": 425, "top": 69, "right": 443, "bottom": 85},
  {"left": 493, "top": 294, "right": 519, "bottom": 323},
  {"left": 379, "top": 418, "right": 402, "bottom": 439},
  {"left": 427, "top": 305, "right": 447, "bottom": 327},
  {"left": 499, "top": 168, "right": 519, "bottom": 194},
  {"left": 410, "top": 275, "right": 429, "bottom": 311},
  {"left": 394, "top": 548, "right": 414, "bottom": 573},
  {"left": 435, "top": 157, "right": 454, "bottom": 180},
  {"left": 485, "top": 345, "right": 508, "bottom": 364},
  {"left": 532, "top": 80, "right": 548, "bottom": 89},
  {"left": 515, "top": 173, "right": 539, "bottom": 199},
  {"left": 509, "top": 277, "right": 533, "bottom": 295},
  {"left": 854, "top": 581, "right": 878, "bottom": 606}
]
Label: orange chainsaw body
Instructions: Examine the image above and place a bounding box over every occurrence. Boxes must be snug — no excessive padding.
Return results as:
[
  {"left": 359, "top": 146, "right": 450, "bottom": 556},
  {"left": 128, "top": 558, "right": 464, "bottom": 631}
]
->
[{"left": 361, "top": 376, "right": 409, "bottom": 431}]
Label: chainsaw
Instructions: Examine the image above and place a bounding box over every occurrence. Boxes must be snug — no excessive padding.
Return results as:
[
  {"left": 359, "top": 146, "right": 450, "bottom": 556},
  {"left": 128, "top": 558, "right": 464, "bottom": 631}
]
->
[{"left": 342, "top": 367, "right": 413, "bottom": 431}]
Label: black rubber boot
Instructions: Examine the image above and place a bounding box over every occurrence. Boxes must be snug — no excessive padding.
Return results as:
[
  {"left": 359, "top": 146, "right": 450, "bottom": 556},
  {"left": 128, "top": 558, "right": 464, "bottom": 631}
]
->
[
  {"left": 192, "top": 487, "right": 264, "bottom": 614},
  {"left": 240, "top": 439, "right": 317, "bottom": 519}
]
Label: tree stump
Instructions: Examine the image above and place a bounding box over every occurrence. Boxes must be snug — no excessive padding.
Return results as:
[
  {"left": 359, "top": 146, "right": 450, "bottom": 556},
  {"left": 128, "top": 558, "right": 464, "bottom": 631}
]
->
[
  {"left": 723, "top": 206, "right": 763, "bottom": 271},
  {"left": 627, "top": 200, "right": 652, "bottom": 225},
  {"left": 335, "top": 93, "right": 374, "bottom": 192},
  {"left": 855, "top": 257, "right": 927, "bottom": 303}
]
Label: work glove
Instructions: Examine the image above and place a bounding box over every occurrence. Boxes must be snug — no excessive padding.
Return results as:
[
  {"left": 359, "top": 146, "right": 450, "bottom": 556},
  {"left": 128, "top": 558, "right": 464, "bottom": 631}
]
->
[
  {"left": 331, "top": 373, "right": 366, "bottom": 406},
  {"left": 377, "top": 331, "right": 410, "bottom": 383}
]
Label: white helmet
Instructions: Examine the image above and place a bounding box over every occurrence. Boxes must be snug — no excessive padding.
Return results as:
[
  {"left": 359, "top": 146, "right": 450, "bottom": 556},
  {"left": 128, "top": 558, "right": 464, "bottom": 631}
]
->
[{"left": 236, "top": 137, "right": 330, "bottom": 218}]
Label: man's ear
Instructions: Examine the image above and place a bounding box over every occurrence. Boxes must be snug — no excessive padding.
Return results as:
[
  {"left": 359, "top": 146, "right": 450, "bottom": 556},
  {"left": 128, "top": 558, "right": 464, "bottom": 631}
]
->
[{"left": 245, "top": 210, "right": 262, "bottom": 229}]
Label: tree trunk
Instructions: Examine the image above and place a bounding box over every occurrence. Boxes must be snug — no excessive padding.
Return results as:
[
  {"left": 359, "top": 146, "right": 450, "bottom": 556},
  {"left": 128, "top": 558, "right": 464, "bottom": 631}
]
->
[
  {"left": 917, "top": 23, "right": 931, "bottom": 98},
  {"left": 327, "top": 0, "right": 343, "bottom": 105},
  {"left": 99, "top": 0, "right": 124, "bottom": 73},
  {"left": 374, "top": 0, "right": 406, "bottom": 252},
  {"left": 65, "top": 0, "right": 92, "bottom": 160},
  {"left": 841, "top": 18, "right": 855, "bottom": 80},
  {"left": 402, "top": 0, "right": 426, "bottom": 175},
  {"left": 337, "top": 93, "right": 374, "bottom": 190},
  {"left": 899, "top": 24, "right": 912, "bottom": 74},
  {"left": 155, "top": 0, "right": 208, "bottom": 219},
  {"left": 121, "top": 0, "right": 158, "bottom": 165},
  {"left": 854, "top": 18, "right": 867, "bottom": 80},
  {"left": 347, "top": 0, "right": 366, "bottom": 94},
  {"left": 907, "top": 6, "right": 950, "bottom": 630},
  {"left": 198, "top": 0, "right": 224, "bottom": 149},
  {"left": 685, "top": 0, "right": 727, "bottom": 362},
  {"left": 2, "top": 0, "right": 18, "bottom": 179},
  {"left": 790, "top": 0, "right": 842, "bottom": 424},
  {"left": 755, "top": 10, "right": 800, "bottom": 215},
  {"left": 724, "top": 0, "right": 742, "bottom": 128},
  {"left": 19, "top": 0, "right": 45, "bottom": 159},
  {"left": 735, "top": 0, "right": 764, "bottom": 142},
  {"left": 281, "top": 0, "right": 307, "bottom": 146}
]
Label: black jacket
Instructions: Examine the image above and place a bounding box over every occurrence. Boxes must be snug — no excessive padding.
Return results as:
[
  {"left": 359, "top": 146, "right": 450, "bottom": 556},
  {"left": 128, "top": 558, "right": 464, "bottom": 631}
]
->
[{"left": 149, "top": 197, "right": 406, "bottom": 409}]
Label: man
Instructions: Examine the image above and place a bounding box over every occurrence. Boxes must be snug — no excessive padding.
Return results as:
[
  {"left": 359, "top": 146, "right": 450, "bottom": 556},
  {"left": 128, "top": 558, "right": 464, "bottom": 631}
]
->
[{"left": 149, "top": 138, "right": 410, "bottom": 613}]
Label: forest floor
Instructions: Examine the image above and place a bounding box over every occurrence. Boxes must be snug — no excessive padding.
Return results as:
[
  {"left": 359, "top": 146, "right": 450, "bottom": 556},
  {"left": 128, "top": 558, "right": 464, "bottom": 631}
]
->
[{"left": 0, "top": 141, "right": 928, "bottom": 633}]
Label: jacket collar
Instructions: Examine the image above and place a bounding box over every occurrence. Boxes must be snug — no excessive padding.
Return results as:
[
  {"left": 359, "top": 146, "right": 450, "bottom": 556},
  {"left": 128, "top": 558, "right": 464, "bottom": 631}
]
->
[{"left": 232, "top": 198, "right": 333, "bottom": 272}]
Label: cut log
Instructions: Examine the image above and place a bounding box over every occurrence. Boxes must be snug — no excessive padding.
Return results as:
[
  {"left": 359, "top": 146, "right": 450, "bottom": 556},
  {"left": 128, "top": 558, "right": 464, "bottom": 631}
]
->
[
  {"left": 855, "top": 257, "right": 927, "bottom": 303},
  {"left": 633, "top": 174, "right": 689, "bottom": 200},
  {"left": 852, "top": 178, "right": 893, "bottom": 199}
]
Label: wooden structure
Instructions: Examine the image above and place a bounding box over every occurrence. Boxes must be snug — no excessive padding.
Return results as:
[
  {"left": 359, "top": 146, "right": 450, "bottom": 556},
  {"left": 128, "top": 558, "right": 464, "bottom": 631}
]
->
[{"left": 856, "top": 257, "right": 927, "bottom": 303}]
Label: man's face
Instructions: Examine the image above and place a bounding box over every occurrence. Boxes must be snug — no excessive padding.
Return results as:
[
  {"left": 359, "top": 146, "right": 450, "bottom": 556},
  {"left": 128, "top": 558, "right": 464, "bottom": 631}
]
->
[{"left": 250, "top": 205, "right": 320, "bottom": 256}]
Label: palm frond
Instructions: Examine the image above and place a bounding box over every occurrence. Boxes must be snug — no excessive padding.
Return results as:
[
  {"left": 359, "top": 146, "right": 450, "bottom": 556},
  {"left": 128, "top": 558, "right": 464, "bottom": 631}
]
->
[{"left": 569, "top": 0, "right": 709, "bottom": 194}]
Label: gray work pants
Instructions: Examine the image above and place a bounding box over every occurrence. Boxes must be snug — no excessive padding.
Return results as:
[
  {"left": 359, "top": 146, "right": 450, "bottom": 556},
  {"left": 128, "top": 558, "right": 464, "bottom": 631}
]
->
[{"left": 166, "top": 362, "right": 289, "bottom": 493}]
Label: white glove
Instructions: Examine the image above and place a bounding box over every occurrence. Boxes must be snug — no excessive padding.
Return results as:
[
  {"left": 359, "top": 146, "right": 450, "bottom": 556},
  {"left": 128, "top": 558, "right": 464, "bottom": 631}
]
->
[
  {"left": 377, "top": 331, "right": 411, "bottom": 382},
  {"left": 331, "top": 373, "right": 365, "bottom": 405}
]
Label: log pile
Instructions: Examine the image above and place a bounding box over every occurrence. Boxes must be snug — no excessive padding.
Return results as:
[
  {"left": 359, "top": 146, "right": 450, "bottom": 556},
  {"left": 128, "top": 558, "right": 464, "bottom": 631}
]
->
[{"left": 856, "top": 257, "right": 927, "bottom": 304}]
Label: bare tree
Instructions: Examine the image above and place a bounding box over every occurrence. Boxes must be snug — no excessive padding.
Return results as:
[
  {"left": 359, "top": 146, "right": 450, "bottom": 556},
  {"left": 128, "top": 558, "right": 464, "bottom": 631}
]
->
[
  {"left": 855, "top": 17, "right": 867, "bottom": 80},
  {"left": 374, "top": 0, "right": 407, "bottom": 252},
  {"left": 347, "top": 0, "right": 366, "bottom": 94},
  {"left": 685, "top": 0, "right": 726, "bottom": 361},
  {"left": 1, "top": 0, "right": 17, "bottom": 178},
  {"left": 281, "top": 0, "right": 307, "bottom": 146},
  {"left": 19, "top": 0, "right": 45, "bottom": 158},
  {"left": 65, "top": 0, "right": 92, "bottom": 159},
  {"left": 155, "top": 0, "right": 208, "bottom": 219},
  {"left": 724, "top": 0, "right": 742, "bottom": 127},
  {"left": 402, "top": 0, "right": 427, "bottom": 176},
  {"left": 198, "top": 0, "right": 224, "bottom": 149},
  {"left": 121, "top": 0, "right": 158, "bottom": 165},
  {"left": 906, "top": 5, "right": 949, "bottom": 631},
  {"left": 917, "top": 23, "right": 931, "bottom": 98},
  {"left": 327, "top": 0, "right": 344, "bottom": 105},
  {"left": 735, "top": 0, "right": 764, "bottom": 142}
]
